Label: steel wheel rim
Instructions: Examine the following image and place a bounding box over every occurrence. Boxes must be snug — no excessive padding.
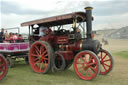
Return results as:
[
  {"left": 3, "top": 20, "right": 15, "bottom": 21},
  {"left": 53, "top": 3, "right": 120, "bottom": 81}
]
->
[
  {"left": 74, "top": 51, "right": 99, "bottom": 80},
  {"left": 0, "top": 55, "right": 8, "bottom": 80},
  {"left": 29, "top": 42, "right": 49, "bottom": 73},
  {"left": 98, "top": 49, "right": 113, "bottom": 75}
]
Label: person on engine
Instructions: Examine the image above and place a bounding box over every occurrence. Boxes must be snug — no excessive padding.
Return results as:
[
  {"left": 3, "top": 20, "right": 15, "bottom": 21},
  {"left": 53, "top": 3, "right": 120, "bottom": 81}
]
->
[{"left": 39, "top": 26, "right": 48, "bottom": 36}]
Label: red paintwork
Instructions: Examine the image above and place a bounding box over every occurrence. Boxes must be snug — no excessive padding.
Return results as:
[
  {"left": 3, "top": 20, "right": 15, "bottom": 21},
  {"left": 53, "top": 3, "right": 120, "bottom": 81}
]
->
[
  {"left": 39, "top": 31, "right": 82, "bottom": 61},
  {"left": 68, "top": 41, "right": 81, "bottom": 51},
  {"left": 57, "top": 51, "right": 73, "bottom": 60},
  {"left": 40, "top": 32, "right": 54, "bottom": 45},
  {"left": 0, "top": 55, "right": 8, "bottom": 80},
  {"left": 56, "top": 36, "right": 68, "bottom": 44},
  {"left": 58, "top": 41, "right": 81, "bottom": 51},
  {"left": 21, "top": 12, "right": 89, "bottom": 27}
]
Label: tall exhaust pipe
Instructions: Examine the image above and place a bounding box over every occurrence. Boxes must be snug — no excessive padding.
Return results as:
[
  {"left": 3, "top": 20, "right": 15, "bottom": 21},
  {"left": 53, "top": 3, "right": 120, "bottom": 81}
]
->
[{"left": 85, "top": 7, "right": 93, "bottom": 39}]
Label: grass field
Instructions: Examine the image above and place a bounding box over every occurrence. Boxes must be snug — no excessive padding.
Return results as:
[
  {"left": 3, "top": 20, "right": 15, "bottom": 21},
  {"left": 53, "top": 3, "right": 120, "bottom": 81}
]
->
[
  {"left": 0, "top": 38, "right": 128, "bottom": 85},
  {"left": 115, "top": 51, "right": 128, "bottom": 59}
]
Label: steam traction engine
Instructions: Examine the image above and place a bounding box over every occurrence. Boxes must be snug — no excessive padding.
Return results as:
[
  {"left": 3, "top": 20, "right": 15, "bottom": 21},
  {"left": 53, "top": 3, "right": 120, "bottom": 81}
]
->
[{"left": 21, "top": 7, "right": 114, "bottom": 80}]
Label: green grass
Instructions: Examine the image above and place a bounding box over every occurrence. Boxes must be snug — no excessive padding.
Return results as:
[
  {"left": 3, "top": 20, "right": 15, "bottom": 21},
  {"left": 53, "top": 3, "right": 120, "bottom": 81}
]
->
[
  {"left": 115, "top": 51, "right": 128, "bottom": 59},
  {"left": 1, "top": 53, "right": 128, "bottom": 85}
]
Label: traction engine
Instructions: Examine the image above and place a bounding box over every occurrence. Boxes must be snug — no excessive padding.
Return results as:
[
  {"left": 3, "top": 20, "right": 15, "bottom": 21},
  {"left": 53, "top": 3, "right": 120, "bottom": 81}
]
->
[{"left": 21, "top": 7, "right": 114, "bottom": 80}]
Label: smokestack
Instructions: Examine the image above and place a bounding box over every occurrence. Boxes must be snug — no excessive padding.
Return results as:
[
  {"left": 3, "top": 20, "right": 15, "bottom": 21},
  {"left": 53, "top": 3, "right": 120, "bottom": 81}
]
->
[{"left": 85, "top": 7, "right": 93, "bottom": 39}]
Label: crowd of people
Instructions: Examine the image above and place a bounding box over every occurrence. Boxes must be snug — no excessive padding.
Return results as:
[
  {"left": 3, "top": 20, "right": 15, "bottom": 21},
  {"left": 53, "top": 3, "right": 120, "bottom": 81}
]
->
[{"left": 0, "top": 28, "right": 23, "bottom": 43}]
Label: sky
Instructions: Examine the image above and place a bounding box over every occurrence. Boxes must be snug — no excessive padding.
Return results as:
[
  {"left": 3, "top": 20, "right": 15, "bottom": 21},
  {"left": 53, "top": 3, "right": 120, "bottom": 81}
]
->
[{"left": 0, "top": 0, "right": 128, "bottom": 33}]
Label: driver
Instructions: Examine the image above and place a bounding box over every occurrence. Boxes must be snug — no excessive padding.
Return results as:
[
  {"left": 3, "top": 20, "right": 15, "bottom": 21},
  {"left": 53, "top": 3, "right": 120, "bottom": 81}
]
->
[{"left": 39, "top": 26, "right": 48, "bottom": 36}]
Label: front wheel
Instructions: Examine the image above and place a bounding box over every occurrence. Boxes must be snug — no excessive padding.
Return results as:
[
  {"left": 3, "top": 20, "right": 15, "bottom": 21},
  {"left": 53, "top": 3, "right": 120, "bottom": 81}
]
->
[
  {"left": 97, "top": 49, "right": 114, "bottom": 75},
  {"left": 73, "top": 50, "right": 100, "bottom": 80}
]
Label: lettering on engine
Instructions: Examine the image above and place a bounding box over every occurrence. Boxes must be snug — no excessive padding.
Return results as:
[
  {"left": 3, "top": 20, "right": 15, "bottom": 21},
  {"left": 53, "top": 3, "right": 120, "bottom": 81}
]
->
[{"left": 56, "top": 36, "right": 68, "bottom": 44}]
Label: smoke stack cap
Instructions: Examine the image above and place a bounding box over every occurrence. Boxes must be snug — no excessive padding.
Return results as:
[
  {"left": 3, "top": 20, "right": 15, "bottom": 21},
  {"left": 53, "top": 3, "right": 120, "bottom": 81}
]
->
[{"left": 85, "top": 7, "right": 93, "bottom": 10}]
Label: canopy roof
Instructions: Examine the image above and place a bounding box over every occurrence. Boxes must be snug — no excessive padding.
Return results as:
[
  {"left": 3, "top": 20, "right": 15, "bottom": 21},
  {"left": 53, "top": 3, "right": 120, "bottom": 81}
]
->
[{"left": 21, "top": 12, "right": 90, "bottom": 27}]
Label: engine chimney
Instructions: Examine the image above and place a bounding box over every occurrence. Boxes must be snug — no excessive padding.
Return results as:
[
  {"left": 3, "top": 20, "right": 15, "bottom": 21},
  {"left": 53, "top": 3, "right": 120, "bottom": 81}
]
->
[{"left": 85, "top": 7, "right": 93, "bottom": 39}]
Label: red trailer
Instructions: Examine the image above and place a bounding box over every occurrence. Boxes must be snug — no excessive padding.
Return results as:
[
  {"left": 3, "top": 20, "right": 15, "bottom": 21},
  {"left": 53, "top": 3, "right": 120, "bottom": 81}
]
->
[
  {"left": 0, "top": 27, "right": 30, "bottom": 67},
  {"left": 21, "top": 7, "right": 114, "bottom": 80}
]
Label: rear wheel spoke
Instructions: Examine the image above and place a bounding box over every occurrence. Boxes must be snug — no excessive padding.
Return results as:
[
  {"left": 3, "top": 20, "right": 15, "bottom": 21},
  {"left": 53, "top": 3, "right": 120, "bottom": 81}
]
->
[
  {"left": 102, "top": 64, "right": 107, "bottom": 71},
  {"left": 34, "top": 57, "right": 39, "bottom": 61},
  {"left": 39, "top": 63, "right": 43, "bottom": 71},
  {"left": 81, "top": 69, "right": 85, "bottom": 74},
  {"left": 76, "top": 61, "right": 84, "bottom": 65},
  {"left": 80, "top": 56, "right": 87, "bottom": 64},
  {"left": 31, "top": 54, "right": 38, "bottom": 57},
  {"left": 78, "top": 65, "right": 84, "bottom": 69},
  {"left": 40, "top": 46, "right": 44, "bottom": 54},
  {"left": 41, "top": 62, "right": 45, "bottom": 67},
  {"left": 35, "top": 46, "right": 40, "bottom": 54},
  {"left": 33, "top": 60, "right": 41, "bottom": 66},
  {"left": 88, "top": 69, "right": 93, "bottom": 76},
  {"left": 41, "top": 50, "right": 48, "bottom": 56},
  {"left": 88, "top": 57, "right": 93, "bottom": 63},
  {"left": 90, "top": 66, "right": 96, "bottom": 72},
  {"left": 35, "top": 49, "right": 40, "bottom": 55},
  {"left": 85, "top": 70, "right": 89, "bottom": 77},
  {"left": 102, "top": 54, "right": 107, "bottom": 61},
  {"left": 103, "top": 59, "right": 111, "bottom": 62},
  {"left": 43, "top": 57, "right": 48, "bottom": 60},
  {"left": 44, "top": 54, "right": 48, "bottom": 57},
  {"left": 88, "top": 62, "right": 96, "bottom": 66},
  {"left": 104, "top": 63, "right": 111, "bottom": 67}
]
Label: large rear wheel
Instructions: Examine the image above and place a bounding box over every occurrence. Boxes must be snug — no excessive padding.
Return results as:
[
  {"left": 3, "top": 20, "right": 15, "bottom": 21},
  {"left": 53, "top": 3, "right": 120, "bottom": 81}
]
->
[
  {"left": 29, "top": 41, "right": 53, "bottom": 73},
  {"left": 0, "top": 54, "right": 8, "bottom": 80},
  {"left": 97, "top": 49, "right": 114, "bottom": 75},
  {"left": 74, "top": 50, "right": 100, "bottom": 80}
]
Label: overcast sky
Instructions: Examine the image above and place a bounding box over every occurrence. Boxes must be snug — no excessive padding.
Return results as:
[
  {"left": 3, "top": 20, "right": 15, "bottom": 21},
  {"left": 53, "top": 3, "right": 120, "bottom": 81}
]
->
[{"left": 0, "top": 0, "right": 128, "bottom": 33}]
